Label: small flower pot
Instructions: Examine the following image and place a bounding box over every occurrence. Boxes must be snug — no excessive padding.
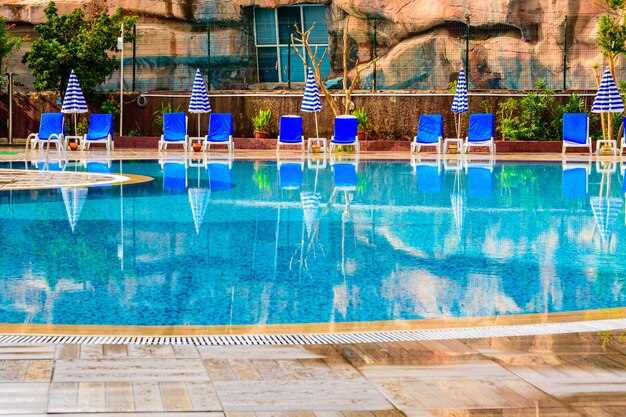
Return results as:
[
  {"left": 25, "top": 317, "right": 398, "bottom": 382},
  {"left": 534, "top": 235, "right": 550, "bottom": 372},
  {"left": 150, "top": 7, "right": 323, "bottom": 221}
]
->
[
  {"left": 357, "top": 130, "right": 367, "bottom": 141},
  {"left": 311, "top": 145, "right": 321, "bottom": 153},
  {"left": 192, "top": 142, "right": 202, "bottom": 152},
  {"left": 255, "top": 131, "right": 270, "bottom": 139},
  {"left": 69, "top": 142, "right": 79, "bottom": 151}
]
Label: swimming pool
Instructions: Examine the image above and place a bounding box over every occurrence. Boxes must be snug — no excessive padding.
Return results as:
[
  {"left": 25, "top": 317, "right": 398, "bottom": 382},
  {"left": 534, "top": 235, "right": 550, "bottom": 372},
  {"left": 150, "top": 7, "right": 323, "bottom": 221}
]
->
[{"left": 0, "top": 157, "right": 624, "bottom": 327}]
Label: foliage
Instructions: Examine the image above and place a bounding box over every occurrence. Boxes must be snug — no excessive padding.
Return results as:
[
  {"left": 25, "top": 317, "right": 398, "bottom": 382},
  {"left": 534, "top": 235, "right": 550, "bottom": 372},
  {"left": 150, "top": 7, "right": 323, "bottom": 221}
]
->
[
  {"left": 252, "top": 167, "right": 271, "bottom": 191},
  {"left": 75, "top": 116, "right": 89, "bottom": 136},
  {"left": 448, "top": 80, "right": 457, "bottom": 94},
  {"left": 127, "top": 123, "right": 141, "bottom": 137},
  {"left": 0, "top": 18, "right": 23, "bottom": 88},
  {"left": 252, "top": 107, "right": 272, "bottom": 133},
  {"left": 100, "top": 99, "right": 120, "bottom": 115},
  {"left": 22, "top": 1, "right": 137, "bottom": 93},
  {"left": 597, "top": 13, "right": 626, "bottom": 65},
  {"left": 351, "top": 106, "right": 369, "bottom": 130},
  {"left": 152, "top": 102, "right": 183, "bottom": 128},
  {"left": 496, "top": 80, "right": 589, "bottom": 141}
]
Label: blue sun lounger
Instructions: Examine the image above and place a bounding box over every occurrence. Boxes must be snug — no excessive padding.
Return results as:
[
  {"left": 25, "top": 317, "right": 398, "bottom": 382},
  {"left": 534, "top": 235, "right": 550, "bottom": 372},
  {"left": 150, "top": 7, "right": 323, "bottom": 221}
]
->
[
  {"left": 562, "top": 113, "right": 591, "bottom": 155},
  {"left": 464, "top": 113, "right": 495, "bottom": 155},
  {"left": 26, "top": 113, "right": 66, "bottom": 155},
  {"left": 330, "top": 115, "right": 359, "bottom": 153},
  {"left": 202, "top": 113, "right": 233, "bottom": 153},
  {"left": 208, "top": 158, "right": 233, "bottom": 191},
  {"left": 277, "top": 115, "right": 305, "bottom": 153},
  {"left": 158, "top": 112, "right": 189, "bottom": 151},
  {"left": 411, "top": 114, "right": 443, "bottom": 154},
  {"left": 83, "top": 114, "right": 114, "bottom": 151}
]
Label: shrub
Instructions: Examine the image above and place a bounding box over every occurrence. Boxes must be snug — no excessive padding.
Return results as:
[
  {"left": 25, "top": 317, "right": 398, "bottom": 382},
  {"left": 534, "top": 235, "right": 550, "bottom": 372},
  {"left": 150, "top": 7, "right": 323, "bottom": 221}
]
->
[{"left": 252, "top": 108, "right": 272, "bottom": 133}]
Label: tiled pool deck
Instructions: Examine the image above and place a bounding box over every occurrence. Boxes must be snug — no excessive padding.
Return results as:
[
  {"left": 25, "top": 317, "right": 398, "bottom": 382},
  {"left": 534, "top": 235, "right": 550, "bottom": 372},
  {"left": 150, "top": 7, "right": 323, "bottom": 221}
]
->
[{"left": 1, "top": 147, "right": 625, "bottom": 415}]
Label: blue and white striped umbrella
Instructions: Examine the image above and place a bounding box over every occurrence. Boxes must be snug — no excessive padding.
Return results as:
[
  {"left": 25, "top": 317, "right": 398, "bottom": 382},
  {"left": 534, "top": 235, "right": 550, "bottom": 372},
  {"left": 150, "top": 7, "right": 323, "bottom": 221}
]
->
[
  {"left": 61, "top": 69, "right": 88, "bottom": 136},
  {"left": 592, "top": 67, "right": 624, "bottom": 113},
  {"left": 61, "top": 70, "right": 87, "bottom": 114},
  {"left": 301, "top": 69, "right": 322, "bottom": 113},
  {"left": 451, "top": 68, "right": 468, "bottom": 114},
  {"left": 301, "top": 69, "right": 322, "bottom": 137},
  {"left": 189, "top": 69, "right": 211, "bottom": 137},
  {"left": 451, "top": 68, "right": 468, "bottom": 138},
  {"left": 189, "top": 69, "right": 211, "bottom": 113}
]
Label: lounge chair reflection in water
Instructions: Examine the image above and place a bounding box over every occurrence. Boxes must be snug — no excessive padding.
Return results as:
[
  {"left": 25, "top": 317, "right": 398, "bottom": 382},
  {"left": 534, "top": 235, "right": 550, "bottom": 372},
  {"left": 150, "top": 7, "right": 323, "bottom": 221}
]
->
[
  {"left": 411, "top": 156, "right": 442, "bottom": 193},
  {"left": 278, "top": 156, "right": 304, "bottom": 190},
  {"left": 160, "top": 158, "right": 188, "bottom": 192},
  {"left": 465, "top": 158, "right": 494, "bottom": 198},
  {"left": 561, "top": 159, "right": 590, "bottom": 200}
]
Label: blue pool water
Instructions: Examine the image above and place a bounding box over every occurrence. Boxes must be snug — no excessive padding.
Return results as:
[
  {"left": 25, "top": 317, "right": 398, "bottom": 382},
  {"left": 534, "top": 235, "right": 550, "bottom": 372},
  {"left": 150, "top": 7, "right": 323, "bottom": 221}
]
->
[{"left": 0, "top": 158, "right": 625, "bottom": 326}]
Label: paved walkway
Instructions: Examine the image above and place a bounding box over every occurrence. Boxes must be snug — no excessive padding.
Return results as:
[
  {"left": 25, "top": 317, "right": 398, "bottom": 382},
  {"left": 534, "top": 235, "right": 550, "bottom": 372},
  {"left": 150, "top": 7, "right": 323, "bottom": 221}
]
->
[{"left": 1, "top": 331, "right": 625, "bottom": 416}]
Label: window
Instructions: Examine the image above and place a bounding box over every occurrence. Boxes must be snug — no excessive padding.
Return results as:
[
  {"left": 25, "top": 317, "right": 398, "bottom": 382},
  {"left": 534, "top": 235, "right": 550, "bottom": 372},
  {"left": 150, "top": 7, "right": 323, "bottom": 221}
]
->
[{"left": 254, "top": 5, "right": 330, "bottom": 83}]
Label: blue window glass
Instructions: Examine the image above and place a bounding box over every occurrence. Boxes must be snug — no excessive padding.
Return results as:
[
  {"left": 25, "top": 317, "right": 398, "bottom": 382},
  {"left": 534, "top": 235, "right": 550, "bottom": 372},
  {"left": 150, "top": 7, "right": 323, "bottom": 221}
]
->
[
  {"left": 255, "top": 8, "right": 276, "bottom": 45},
  {"left": 258, "top": 47, "right": 279, "bottom": 82},
  {"left": 277, "top": 7, "right": 301, "bottom": 45},
  {"left": 303, "top": 6, "right": 327, "bottom": 44},
  {"left": 280, "top": 46, "right": 305, "bottom": 82}
]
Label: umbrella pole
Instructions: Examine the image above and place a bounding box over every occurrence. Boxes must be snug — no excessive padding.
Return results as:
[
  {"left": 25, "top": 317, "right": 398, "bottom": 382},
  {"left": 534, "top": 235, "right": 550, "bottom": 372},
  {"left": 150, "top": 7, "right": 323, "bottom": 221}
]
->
[
  {"left": 601, "top": 113, "right": 607, "bottom": 141},
  {"left": 74, "top": 114, "right": 78, "bottom": 137},
  {"left": 314, "top": 112, "right": 319, "bottom": 138},
  {"left": 197, "top": 114, "right": 201, "bottom": 138}
]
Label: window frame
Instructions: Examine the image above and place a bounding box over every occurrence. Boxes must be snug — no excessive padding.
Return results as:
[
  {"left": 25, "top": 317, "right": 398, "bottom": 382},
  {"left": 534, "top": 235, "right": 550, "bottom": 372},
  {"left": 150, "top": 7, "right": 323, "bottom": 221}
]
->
[{"left": 253, "top": 4, "right": 328, "bottom": 83}]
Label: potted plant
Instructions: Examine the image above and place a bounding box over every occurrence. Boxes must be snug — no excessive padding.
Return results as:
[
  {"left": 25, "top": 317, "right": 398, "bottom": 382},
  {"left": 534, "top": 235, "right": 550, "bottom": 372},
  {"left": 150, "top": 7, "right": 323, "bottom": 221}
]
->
[
  {"left": 252, "top": 108, "right": 272, "bottom": 139},
  {"left": 352, "top": 106, "right": 368, "bottom": 141}
]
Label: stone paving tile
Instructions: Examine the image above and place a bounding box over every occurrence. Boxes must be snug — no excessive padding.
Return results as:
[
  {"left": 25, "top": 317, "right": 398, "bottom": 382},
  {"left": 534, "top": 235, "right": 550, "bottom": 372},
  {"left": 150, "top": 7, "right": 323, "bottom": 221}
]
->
[
  {"left": 214, "top": 379, "right": 394, "bottom": 412},
  {"left": 0, "top": 382, "right": 48, "bottom": 415}
]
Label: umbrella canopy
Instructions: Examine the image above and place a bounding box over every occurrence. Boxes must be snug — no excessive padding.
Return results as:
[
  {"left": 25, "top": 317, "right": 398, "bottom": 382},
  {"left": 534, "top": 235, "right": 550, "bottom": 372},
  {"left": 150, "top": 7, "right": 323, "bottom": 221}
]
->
[
  {"left": 188, "top": 69, "right": 212, "bottom": 113},
  {"left": 62, "top": 187, "right": 88, "bottom": 233},
  {"left": 188, "top": 69, "right": 211, "bottom": 137},
  {"left": 451, "top": 68, "right": 468, "bottom": 138},
  {"left": 301, "top": 69, "right": 322, "bottom": 113},
  {"left": 592, "top": 67, "right": 624, "bottom": 113},
  {"left": 451, "top": 68, "right": 468, "bottom": 114},
  {"left": 301, "top": 69, "right": 322, "bottom": 138},
  {"left": 61, "top": 70, "right": 88, "bottom": 114},
  {"left": 450, "top": 193, "right": 465, "bottom": 241}
]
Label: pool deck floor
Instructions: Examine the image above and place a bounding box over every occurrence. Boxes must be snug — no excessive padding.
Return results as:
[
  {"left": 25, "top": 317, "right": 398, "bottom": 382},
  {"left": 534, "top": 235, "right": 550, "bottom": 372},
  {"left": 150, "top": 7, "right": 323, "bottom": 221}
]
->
[
  {"left": 1, "top": 147, "right": 626, "bottom": 415},
  {"left": 1, "top": 331, "right": 626, "bottom": 416}
]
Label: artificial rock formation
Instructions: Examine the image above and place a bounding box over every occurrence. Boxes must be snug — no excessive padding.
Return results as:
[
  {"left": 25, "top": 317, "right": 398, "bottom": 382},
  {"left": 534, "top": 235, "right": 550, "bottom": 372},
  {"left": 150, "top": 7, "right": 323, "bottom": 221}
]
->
[{"left": 0, "top": 0, "right": 612, "bottom": 90}]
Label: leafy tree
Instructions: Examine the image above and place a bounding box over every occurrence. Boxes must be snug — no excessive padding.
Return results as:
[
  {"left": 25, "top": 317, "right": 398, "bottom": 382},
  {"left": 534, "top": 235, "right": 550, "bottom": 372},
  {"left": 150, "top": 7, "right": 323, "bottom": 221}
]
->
[
  {"left": 22, "top": 1, "right": 136, "bottom": 93},
  {"left": 0, "top": 17, "right": 23, "bottom": 88}
]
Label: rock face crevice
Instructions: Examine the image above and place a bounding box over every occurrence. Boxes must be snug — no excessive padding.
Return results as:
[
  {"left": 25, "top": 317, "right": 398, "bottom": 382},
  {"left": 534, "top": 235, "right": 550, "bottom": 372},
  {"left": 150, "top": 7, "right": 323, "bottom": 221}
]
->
[{"left": 0, "top": 0, "right": 612, "bottom": 90}]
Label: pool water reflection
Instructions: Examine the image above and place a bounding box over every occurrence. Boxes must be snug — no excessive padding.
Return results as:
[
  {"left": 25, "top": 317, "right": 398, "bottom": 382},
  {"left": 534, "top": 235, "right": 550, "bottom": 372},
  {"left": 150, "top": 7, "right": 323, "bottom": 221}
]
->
[{"left": 0, "top": 156, "right": 624, "bottom": 326}]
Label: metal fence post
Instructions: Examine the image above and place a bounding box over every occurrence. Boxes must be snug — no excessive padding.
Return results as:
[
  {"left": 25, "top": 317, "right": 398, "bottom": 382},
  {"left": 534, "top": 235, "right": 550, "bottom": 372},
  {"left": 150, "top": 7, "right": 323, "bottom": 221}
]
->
[
  {"left": 132, "top": 23, "right": 136, "bottom": 92},
  {"left": 287, "top": 23, "right": 292, "bottom": 90},
  {"left": 207, "top": 20, "right": 211, "bottom": 90},
  {"left": 372, "top": 19, "right": 377, "bottom": 91},
  {"left": 465, "top": 14, "right": 470, "bottom": 83},
  {"left": 563, "top": 15, "right": 568, "bottom": 90}
]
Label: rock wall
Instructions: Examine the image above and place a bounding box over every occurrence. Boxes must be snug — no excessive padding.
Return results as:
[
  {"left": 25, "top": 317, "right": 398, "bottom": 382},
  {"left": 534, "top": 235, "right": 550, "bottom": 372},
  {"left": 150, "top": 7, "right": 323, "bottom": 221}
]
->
[{"left": 0, "top": 0, "right": 613, "bottom": 91}]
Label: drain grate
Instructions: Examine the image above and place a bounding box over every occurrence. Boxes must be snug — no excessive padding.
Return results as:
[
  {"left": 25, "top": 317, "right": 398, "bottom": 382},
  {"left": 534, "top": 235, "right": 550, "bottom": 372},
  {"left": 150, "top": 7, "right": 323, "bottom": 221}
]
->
[{"left": 0, "top": 318, "right": 624, "bottom": 346}]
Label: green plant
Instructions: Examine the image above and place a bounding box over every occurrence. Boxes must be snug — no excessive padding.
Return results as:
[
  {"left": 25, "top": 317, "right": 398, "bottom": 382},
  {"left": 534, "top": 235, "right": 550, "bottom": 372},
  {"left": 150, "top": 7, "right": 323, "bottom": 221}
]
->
[
  {"left": 448, "top": 80, "right": 457, "bottom": 94},
  {"left": 22, "top": 1, "right": 137, "bottom": 93},
  {"left": 75, "top": 116, "right": 89, "bottom": 136},
  {"left": 0, "top": 19, "right": 23, "bottom": 89},
  {"left": 127, "top": 123, "right": 141, "bottom": 137},
  {"left": 101, "top": 99, "right": 120, "bottom": 115},
  {"left": 351, "top": 106, "right": 368, "bottom": 131},
  {"left": 153, "top": 102, "right": 182, "bottom": 128},
  {"left": 252, "top": 107, "right": 272, "bottom": 133}
]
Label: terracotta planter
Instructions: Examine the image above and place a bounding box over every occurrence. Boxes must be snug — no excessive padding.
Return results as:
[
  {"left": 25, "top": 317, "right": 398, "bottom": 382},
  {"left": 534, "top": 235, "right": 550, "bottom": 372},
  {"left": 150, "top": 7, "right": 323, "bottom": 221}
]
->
[
  {"left": 69, "top": 142, "right": 79, "bottom": 151},
  {"left": 192, "top": 142, "right": 202, "bottom": 152},
  {"left": 255, "top": 131, "right": 270, "bottom": 139},
  {"left": 357, "top": 130, "right": 366, "bottom": 141}
]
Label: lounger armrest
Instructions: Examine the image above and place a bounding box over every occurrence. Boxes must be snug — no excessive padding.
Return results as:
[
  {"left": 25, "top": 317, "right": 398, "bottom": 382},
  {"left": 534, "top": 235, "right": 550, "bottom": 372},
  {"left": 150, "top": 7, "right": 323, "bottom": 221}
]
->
[{"left": 26, "top": 133, "right": 37, "bottom": 140}]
